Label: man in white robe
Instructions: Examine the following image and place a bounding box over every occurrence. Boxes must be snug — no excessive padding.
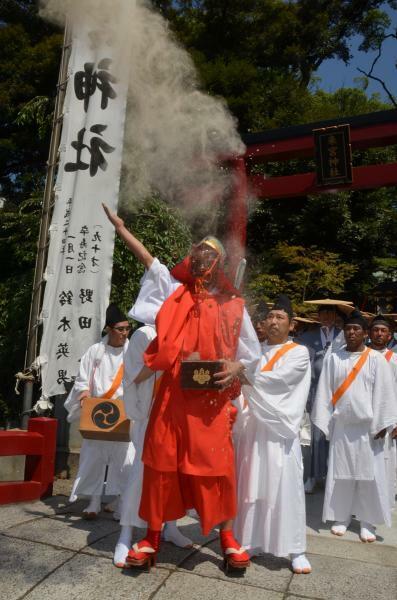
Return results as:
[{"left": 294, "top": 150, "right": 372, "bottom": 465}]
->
[
  {"left": 234, "top": 294, "right": 312, "bottom": 574},
  {"left": 369, "top": 314, "right": 397, "bottom": 509},
  {"left": 113, "top": 324, "right": 193, "bottom": 567},
  {"left": 65, "top": 304, "right": 134, "bottom": 518},
  {"left": 312, "top": 310, "right": 397, "bottom": 542}
]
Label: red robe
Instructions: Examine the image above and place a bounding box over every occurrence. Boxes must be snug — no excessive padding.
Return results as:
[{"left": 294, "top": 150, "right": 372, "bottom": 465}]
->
[{"left": 139, "top": 258, "right": 244, "bottom": 532}]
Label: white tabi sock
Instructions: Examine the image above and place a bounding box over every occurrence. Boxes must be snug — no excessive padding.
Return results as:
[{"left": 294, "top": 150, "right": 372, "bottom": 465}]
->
[
  {"left": 84, "top": 495, "right": 102, "bottom": 515},
  {"left": 162, "top": 521, "right": 193, "bottom": 548},
  {"left": 113, "top": 526, "right": 133, "bottom": 567},
  {"left": 331, "top": 519, "right": 351, "bottom": 536},
  {"left": 360, "top": 521, "right": 376, "bottom": 542},
  {"left": 291, "top": 553, "right": 312, "bottom": 574}
]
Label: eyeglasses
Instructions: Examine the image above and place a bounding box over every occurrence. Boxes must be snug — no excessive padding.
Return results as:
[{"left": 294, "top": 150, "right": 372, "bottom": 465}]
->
[{"left": 111, "top": 326, "right": 131, "bottom": 332}]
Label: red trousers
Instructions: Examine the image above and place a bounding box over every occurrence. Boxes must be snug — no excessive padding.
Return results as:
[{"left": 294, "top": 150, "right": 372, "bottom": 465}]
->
[{"left": 139, "top": 465, "right": 237, "bottom": 535}]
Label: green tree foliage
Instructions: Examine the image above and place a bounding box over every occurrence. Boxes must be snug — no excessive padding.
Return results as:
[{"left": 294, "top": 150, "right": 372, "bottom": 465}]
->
[
  {"left": 154, "top": 0, "right": 397, "bottom": 130},
  {"left": 0, "top": 1, "right": 62, "bottom": 205},
  {"left": 0, "top": 192, "right": 41, "bottom": 424},
  {"left": 247, "top": 242, "right": 357, "bottom": 312}
]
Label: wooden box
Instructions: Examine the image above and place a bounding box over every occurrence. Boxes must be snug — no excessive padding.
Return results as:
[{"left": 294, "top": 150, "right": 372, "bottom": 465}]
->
[
  {"left": 79, "top": 397, "right": 130, "bottom": 442},
  {"left": 180, "top": 360, "right": 223, "bottom": 390}
]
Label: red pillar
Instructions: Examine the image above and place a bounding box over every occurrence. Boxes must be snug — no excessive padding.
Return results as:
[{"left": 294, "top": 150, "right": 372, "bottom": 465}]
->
[
  {"left": 25, "top": 417, "right": 57, "bottom": 498},
  {"left": 226, "top": 157, "right": 248, "bottom": 282}
]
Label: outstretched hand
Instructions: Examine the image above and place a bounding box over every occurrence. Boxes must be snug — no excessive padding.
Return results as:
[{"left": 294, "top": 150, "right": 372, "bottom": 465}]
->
[
  {"left": 102, "top": 203, "right": 124, "bottom": 229},
  {"left": 214, "top": 359, "right": 244, "bottom": 389}
]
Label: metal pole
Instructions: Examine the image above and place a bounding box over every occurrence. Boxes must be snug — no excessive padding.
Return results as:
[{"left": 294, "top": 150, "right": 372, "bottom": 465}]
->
[{"left": 22, "top": 25, "right": 72, "bottom": 429}]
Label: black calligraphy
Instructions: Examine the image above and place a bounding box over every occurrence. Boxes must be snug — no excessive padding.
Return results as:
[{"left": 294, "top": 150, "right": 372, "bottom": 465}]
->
[
  {"left": 59, "top": 290, "right": 73, "bottom": 306},
  {"left": 74, "top": 58, "right": 117, "bottom": 112},
  {"left": 79, "top": 289, "right": 94, "bottom": 304},
  {"left": 64, "top": 124, "right": 115, "bottom": 177},
  {"left": 78, "top": 316, "right": 92, "bottom": 329},
  {"left": 56, "top": 342, "right": 70, "bottom": 360}
]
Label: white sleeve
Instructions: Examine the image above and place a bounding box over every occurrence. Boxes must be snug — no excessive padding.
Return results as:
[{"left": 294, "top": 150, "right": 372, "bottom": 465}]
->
[
  {"left": 236, "top": 307, "right": 261, "bottom": 384},
  {"left": 311, "top": 353, "right": 335, "bottom": 438},
  {"left": 371, "top": 354, "right": 397, "bottom": 435},
  {"left": 128, "top": 258, "right": 181, "bottom": 324},
  {"left": 64, "top": 347, "right": 93, "bottom": 423},
  {"left": 123, "top": 327, "right": 156, "bottom": 385},
  {"left": 243, "top": 346, "right": 311, "bottom": 439},
  {"left": 123, "top": 326, "right": 158, "bottom": 421}
]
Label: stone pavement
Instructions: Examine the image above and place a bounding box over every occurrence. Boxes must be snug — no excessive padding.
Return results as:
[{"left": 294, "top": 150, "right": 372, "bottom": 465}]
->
[{"left": 1, "top": 488, "right": 397, "bottom": 600}]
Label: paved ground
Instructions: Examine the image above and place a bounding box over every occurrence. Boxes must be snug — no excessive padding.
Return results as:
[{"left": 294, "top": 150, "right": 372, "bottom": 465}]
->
[{"left": 1, "top": 484, "right": 397, "bottom": 600}]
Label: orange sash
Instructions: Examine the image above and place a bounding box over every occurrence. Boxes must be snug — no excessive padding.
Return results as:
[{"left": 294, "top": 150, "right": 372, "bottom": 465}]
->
[
  {"left": 331, "top": 347, "right": 371, "bottom": 406},
  {"left": 101, "top": 364, "right": 124, "bottom": 399},
  {"left": 261, "top": 342, "right": 298, "bottom": 372},
  {"left": 385, "top": 349, "right": 394, "bottom": 362}
]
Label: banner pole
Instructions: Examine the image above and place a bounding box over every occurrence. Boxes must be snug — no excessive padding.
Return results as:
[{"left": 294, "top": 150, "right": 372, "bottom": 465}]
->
[{"left": 22, "top": 25, "right": 72, "bottom": 429}]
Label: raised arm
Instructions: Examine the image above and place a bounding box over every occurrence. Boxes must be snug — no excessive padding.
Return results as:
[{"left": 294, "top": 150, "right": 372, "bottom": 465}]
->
[{"left": 103, "top": 203, "right": 154, "bottom": 269}]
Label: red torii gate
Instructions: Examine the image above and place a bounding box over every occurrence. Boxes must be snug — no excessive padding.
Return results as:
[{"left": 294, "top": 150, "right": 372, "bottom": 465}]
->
[{"left": 226, "top": 109, "right": 397, "bottom": 271}]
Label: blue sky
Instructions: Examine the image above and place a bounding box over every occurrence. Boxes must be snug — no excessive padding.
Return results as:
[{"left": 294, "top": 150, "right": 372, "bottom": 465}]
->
[{"left": 315, "top": 3, "right": 396, "bottom": 103}]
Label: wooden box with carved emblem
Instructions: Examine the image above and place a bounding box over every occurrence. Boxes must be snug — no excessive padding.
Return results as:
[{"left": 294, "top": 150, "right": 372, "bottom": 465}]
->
[
  {"left": 79, "top": 397, "right": 131, "bottom": 442},
  {"left": 180, "top": 361, "right": 223, "bottom": 389}
]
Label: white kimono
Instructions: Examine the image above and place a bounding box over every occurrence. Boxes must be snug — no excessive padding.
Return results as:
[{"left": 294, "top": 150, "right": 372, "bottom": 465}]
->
[
  {"left": 65, "top": 336, "right": 134, "bottom": 501},
  {"left": 312, "top": 348, "right": 397, "bottom": 526},
  {"left": 119, "top": 325, "right": 159, "bottom": 527},
  {"left": 234, "top": 342, "right": 311, "bottom": 557},
  {"left": 129, "top": 258, "right": 261, "bottom": 382}
]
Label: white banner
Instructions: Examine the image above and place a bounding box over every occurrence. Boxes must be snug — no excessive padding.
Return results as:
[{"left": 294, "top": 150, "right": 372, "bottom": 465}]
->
[{"left": 39, "top": 20, "right": 128, "bottom": 397}]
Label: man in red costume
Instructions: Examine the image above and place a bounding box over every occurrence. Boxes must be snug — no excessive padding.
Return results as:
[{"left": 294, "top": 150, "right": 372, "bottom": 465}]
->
[{"left": 103, "top": 204, "right": 260, "bottom": 572}]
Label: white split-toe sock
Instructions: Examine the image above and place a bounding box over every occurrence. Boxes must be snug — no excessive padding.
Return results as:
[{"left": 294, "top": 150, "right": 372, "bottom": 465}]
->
[
  {"left": 162, "top": 521, "right": 193, "bottom": 548},
  {"left": 113, "top": 526, "right": 133, "bottom": 568},
  {"left": 360, "top": 521, "right": 376, "bottom": 542},
  {"left": 83, "top": 495, "right": 102, "bottom": 517},
  {"left": 331, "top": 519, "right": 351, "bottom": 536},
  {"left": 291, "top": 553, "right": 312, "bottom": 574}
]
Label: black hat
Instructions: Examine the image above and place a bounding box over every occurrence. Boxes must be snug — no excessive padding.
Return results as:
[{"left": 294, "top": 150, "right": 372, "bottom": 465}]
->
[
  {"left": 271, "top": 294, "right": 293, "bottom": 319},
  {"left": 318, "top": 304, "right": 337, "bottom": 313},
  {"left": 253, "top": 300, "right": 269, "bottom": 322},
  {"left": 344, "top": 308, "right": 368, "bottom": 329},
  {"left": 370, "top": 314, "right": 392, "bottom": 329},
  {"left": 105, "top": 303, "right": 128, "bottom": 327}
]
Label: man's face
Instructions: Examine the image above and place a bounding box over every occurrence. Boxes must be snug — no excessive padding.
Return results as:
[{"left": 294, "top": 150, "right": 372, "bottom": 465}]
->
[
  {"left": 254, "top": 318, "right": 268, "bottom": 343},
  {"left": 370, "top": 324, "right": 392, "bottom": 349},
  {"left": 190, "top": 244, "right": 219, "bottom": 280},
  {"left": 344, "top": 324, "right": 367, "bottom": 350},
  {"left": 318, "top": 309, "right": 336, "bottom": 329},
  {"left": 107, "top": 321, "right": 130, "bottom": 347},
  {"left": 266, "top": 310, "right": 291, "bottom": 342}
]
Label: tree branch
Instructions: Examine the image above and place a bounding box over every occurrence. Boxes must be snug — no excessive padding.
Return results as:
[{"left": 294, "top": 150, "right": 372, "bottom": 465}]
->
[{"left": 357, "top": 34, "right": 397, "bottom": 108}]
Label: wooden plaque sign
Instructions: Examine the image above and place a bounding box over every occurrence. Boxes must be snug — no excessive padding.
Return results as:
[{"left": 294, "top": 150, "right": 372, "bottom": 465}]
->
[
  {"left": 180, "top": 360, "right": 223, "bottom": 390},
  {"left": 79, "top": 397, "right": 130, "bottom": 442},
  {"left": 313, "top": 124, "right": 353, "bottom": 186}
]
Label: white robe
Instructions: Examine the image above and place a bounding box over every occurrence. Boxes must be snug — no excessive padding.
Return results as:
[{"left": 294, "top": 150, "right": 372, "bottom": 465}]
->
[
  {"left": 312, "top": 347, "right": 397, "bottom": 525},
  {"left": 64, "top": 337, "right": 135, "bottom": 501},
  {"left": 120, "top": 325, "right": 159, "bottom": 527},
  {"left": 129, "top": 258, "right": 261, "bottom": 383},
  {"left": 234, "top": 342, "right": 311, "bottom": 557}
]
